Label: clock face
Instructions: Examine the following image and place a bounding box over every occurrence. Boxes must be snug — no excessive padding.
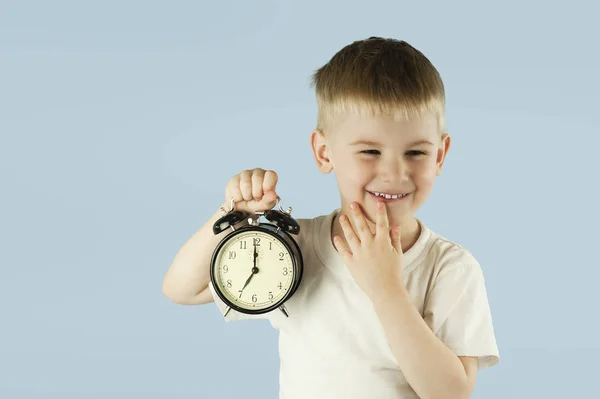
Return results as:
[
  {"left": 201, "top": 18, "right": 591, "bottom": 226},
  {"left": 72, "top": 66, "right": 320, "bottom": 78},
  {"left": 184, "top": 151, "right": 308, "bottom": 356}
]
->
[{"left": 212, "top": 230, "right": 295, "bottom": 311}]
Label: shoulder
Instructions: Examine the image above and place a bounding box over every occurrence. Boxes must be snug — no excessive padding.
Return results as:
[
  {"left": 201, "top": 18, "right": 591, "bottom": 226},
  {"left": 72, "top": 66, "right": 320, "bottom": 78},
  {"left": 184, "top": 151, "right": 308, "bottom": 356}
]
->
[
  {"left": 416, "top": 223, "right": 484, "bottom": 282},
  {"left": 292, "top": 209, "right": 338, "bottom": 247}
]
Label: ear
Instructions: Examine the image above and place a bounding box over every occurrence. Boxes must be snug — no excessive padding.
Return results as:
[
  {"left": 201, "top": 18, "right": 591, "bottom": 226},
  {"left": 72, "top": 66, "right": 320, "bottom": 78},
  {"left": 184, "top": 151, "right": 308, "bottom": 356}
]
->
[
  {"left": 310, "top": 129, "right": 334, "bottom": 174},
  {"left": 435, "top": 133, "right": 451, "bottom": 176}
]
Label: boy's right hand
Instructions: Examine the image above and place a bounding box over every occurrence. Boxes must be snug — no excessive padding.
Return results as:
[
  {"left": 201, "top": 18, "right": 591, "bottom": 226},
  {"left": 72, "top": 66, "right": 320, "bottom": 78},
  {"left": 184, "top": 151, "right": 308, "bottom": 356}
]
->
[{"left": 224, "top": 168, "right": 279, "bottom": 214}]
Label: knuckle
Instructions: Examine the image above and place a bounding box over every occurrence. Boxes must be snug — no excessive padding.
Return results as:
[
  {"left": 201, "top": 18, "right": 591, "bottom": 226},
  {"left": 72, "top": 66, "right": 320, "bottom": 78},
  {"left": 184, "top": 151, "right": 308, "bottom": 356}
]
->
[
  {"left": 240, "top": 171, "right": 252, "bottom": 182},
  {"left": 240, "top": 180, "right": 252, "bottom": 190},
  {"left": 238, "top": 179, "right": 250, "bottom": 188},
  {"left": 378, "top": 221, "right": 388, "bottom": 229},
  {"left": 251, "top": 174, "right": 263, "bottom": 185},
  {"left": 265, "top": 170, "right": 278, "bottom": 182},
  {"left": 252, "top": 179, "right": 263, "bottom": 191}
]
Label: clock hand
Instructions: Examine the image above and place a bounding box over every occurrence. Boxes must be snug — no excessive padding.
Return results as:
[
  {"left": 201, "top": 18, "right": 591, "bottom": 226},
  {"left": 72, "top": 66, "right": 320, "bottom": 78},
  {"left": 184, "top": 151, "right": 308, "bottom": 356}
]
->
[
  {"left": 241, "top": 271, "right": 254, "bottom": 291},
  {"left": 241, "top": 244, "right": 260, "bottom": 292}
]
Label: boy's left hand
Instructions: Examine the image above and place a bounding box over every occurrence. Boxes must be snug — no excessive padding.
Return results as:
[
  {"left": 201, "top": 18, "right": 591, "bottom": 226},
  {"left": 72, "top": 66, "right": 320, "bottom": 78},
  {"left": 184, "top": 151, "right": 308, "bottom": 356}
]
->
[{"left": 333, "top": 201, "right": 405, "bottom": 301}]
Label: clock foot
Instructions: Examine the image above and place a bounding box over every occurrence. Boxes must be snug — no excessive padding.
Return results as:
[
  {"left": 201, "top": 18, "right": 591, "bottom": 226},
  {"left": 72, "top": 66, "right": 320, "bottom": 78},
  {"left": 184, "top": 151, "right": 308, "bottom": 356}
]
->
[
  {"left": 279, "top": 305, "right": 289, "bottom": 317},
  {"left": 223, "top": 306, "right": 231, "bottom": 317}
]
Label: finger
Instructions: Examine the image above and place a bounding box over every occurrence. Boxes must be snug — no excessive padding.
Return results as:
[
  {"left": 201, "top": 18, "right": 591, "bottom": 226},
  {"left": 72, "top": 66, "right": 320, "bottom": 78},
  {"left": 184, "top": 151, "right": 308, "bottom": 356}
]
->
[
  {"left": 260, "top": 170, "right": 279, "bottom": 209},
  {"left": 375, "top": 201, "right": 390, "bottom": 239},
  {"left": 251, "top": 169, "right": 265, "bottom": 200},
  {"left": 333, "top": 235, "right": 352, "bottom": 259},
  {"left": 239, "top": 170, "right": 254, "bottom": 201},
  {"left": 390, "top": 226, "right": 403, "bottom": 253},
  {"left": 263, "top": 170, "right": 278, "bottom": 193},
  {"left": 339, "top": 214, "right": 360, "bottom": 251},
  {"left": 349, "top": 203, "right": 372, "bottom": 241},
  {"left": 225, "top": 175, "right": 244, "bottom": 203},
  {"left": 262, "top": 190, "right": 278, "bottom": 207}
]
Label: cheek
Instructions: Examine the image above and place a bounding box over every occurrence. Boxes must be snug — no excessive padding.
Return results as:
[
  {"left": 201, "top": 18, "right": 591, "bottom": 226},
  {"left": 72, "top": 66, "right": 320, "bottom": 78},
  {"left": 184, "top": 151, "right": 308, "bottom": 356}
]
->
[
  {"left": 412, "top": 161, "right": 437, "bottom": 190},
  {"left": 337, "top": 157, "right": 371, "bottom": 180},
  {"left": 335, "top": 158, "right": 372, "bottom": 195}
]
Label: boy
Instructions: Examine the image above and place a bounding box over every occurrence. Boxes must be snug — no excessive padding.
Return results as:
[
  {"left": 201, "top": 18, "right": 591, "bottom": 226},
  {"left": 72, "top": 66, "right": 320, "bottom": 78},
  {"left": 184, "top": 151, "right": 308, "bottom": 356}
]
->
[{"left": 163, "top": 37, "right": 499, "bottom": 399}]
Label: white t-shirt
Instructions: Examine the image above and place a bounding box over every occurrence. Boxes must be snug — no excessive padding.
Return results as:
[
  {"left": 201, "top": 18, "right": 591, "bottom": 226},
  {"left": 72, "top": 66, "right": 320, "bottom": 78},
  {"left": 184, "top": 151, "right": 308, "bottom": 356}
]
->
[{"left": 209, "top": 209, "right": 499, "bottom": 399}]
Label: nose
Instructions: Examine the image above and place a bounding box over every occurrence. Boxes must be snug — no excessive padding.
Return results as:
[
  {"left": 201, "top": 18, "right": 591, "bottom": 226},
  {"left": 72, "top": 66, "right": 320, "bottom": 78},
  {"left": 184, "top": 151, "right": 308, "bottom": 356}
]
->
[{"left": 377, "top": 157, "right": 406, "bottom": 182}]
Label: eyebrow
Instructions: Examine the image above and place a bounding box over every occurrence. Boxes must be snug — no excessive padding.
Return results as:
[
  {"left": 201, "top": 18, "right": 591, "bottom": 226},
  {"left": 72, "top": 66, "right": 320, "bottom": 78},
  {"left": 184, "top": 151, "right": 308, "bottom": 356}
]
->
[{"left": 349, "top": 139, "right": 435, "bottom": 146}]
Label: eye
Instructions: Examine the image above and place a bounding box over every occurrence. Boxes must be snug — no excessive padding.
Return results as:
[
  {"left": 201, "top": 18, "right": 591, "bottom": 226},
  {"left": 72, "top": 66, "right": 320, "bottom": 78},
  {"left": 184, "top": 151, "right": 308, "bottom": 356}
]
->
[
  {"left": 406, "top": 150, "right": 426, "bottom": 156},
  {"left": 360, "top": 149, "right": 381, "bottom": 155}
]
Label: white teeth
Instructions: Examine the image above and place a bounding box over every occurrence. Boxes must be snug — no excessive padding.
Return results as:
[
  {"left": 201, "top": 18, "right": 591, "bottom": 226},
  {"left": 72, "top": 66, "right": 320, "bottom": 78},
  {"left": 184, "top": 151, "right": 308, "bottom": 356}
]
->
[{"left": 372, "top": 191, "right": 406, "bottom": 199}]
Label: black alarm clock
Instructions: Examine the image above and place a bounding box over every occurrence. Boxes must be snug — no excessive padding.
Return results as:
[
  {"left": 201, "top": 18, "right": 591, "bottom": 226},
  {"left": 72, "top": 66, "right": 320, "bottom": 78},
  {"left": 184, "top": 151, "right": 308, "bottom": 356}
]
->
[{"left": 209, "top": 197, "right": 303, "bottom": 318}]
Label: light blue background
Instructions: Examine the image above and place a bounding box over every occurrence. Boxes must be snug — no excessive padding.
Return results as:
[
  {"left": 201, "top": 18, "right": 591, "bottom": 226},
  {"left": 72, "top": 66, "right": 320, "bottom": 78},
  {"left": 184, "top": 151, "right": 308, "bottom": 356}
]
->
[{"left": 1, "top": 0, "right": 598, "bottom": 398}]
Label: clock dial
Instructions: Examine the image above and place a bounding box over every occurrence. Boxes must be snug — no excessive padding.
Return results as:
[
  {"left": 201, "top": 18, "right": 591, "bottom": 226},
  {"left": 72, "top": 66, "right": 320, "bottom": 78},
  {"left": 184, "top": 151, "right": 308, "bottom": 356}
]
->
[{"left": 214, "top": 231, "right": 294, "bottom": 310}]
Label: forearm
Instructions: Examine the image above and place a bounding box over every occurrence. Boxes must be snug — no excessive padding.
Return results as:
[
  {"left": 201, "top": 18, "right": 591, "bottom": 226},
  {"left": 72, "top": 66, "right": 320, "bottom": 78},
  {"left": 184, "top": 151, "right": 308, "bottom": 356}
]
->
[
  {"left": 371, "top": 284, "right": 470, "bottom": 399},
  {"left": 162, "top": 202, "right": 243, "bottom": 304}
]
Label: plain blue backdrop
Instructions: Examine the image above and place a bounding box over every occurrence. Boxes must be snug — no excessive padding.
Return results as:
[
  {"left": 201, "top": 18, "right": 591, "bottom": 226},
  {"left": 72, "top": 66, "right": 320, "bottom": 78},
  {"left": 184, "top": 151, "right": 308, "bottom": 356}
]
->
[{"left": 1, "top": 1, "right": 599, "bottom": 398}]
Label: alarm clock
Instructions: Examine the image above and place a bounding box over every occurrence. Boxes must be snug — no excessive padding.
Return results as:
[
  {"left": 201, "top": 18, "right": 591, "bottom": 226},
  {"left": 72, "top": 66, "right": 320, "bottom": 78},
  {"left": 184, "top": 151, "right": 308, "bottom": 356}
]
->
[{"left": 209, "top": 196, "right": 303, "bottom": 318}]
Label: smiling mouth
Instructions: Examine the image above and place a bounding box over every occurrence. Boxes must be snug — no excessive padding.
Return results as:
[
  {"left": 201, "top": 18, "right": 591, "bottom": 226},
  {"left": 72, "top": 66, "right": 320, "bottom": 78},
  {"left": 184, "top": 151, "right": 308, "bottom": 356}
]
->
[{"left": 367, "top": 191, "right": 411, "bottom": 201}]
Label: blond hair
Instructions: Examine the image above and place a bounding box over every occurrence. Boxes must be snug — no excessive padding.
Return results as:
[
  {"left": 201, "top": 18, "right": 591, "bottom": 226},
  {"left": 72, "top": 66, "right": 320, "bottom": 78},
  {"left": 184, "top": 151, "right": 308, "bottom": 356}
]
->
[{"left": 310, "top": 37, "right": 446, "bottom": 135}]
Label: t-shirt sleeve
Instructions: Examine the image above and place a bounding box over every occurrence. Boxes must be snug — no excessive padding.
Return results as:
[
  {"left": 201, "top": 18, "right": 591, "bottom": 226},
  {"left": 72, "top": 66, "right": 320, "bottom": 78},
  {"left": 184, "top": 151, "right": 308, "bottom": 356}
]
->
[
  {"left": 208, "top": 282, "right": 266, "bottom": 322},
  {"left": 423, "top": 263, "right": 499, "bottom": 370}
]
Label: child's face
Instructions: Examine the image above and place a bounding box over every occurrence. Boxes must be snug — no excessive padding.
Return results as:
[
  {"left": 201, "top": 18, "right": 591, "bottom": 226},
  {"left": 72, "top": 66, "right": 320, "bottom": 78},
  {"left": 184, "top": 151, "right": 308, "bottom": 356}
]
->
[{"left": 312, "top": 111, "right": 450, "bottom": 228}]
